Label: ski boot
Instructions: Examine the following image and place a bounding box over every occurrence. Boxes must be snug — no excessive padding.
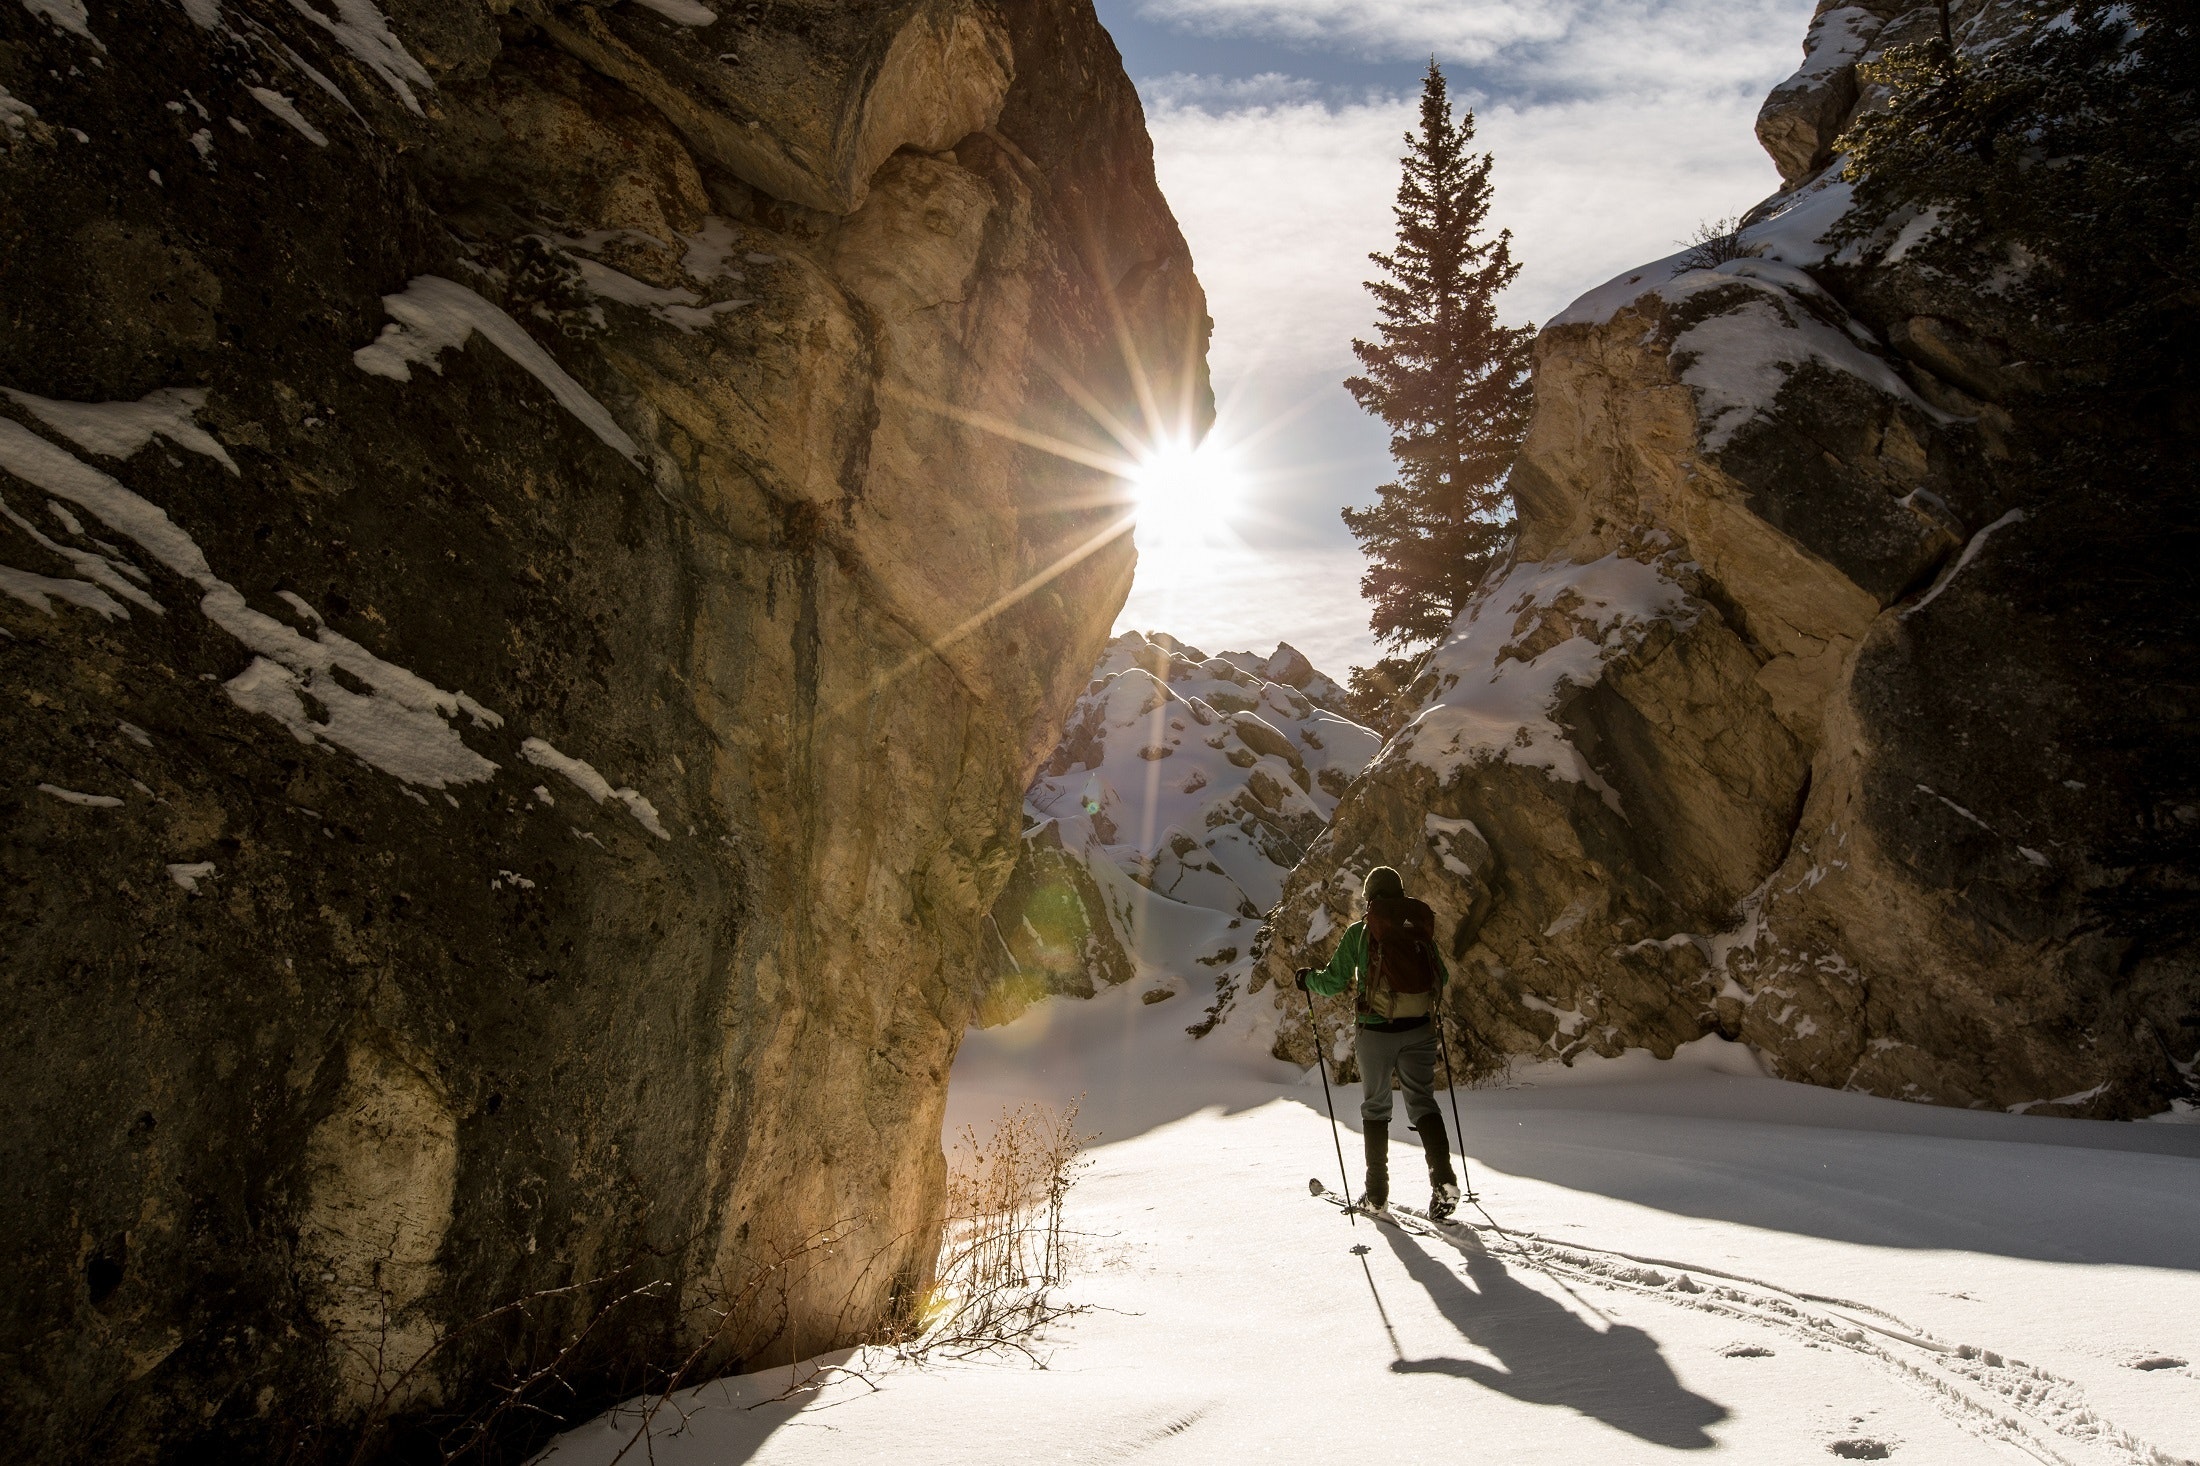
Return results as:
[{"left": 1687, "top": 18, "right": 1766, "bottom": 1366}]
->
[
  {"left": 1414, "top": 1114, "right": 1461, "bottom": 1220},
  {"left": 1358, "top": 1123, "right": 1390, "bottom": 1215}
]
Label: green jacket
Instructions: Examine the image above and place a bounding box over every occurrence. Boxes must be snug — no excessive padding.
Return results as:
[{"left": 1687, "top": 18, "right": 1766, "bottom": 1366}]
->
[{"left": 1305, "top": 919, "right": 1448, "bottom": 1026}]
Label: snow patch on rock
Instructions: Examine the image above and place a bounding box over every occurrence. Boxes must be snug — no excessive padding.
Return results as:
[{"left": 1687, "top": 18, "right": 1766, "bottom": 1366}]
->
[
  {"left": 0, "top": 412, "right": 506, "bottom": 788},
  {"left": 1903, "top": 509, "right": 2026, "bottom": 618},
  {"left": 0, "top": 82, "right": 39, "bottom": 137},
  {"left": 520, "top": 737, "right": 671, "bottom": 840},
  {"left": 4, "top": 386, "right": 241, "bottom": 473},
  {"left": 0, "top": 488, "right": 161, "bottom": 615},
  {"left": 247, "top": 86, "right": 329, "bottom": 146},
  {"left": 568, "top": 254, "right": 750, "bottom": 334},
  {"left": 1387, "top": 552, "right": 1693, "bottom": 807},
  {"left": 1772, "top": 4, "right": 1879, "bottom": 88},
  {"left": 38, "top": 782, "right": 122, "bottom": 807},
  {"left": 1661, "top": 261, "right": 1951, "bottom": 451},
  {"left": 1423, "top": 812, "right": 1486, "bottom": 879},
  {"left": 19, "top": 0, "right": 99, "bottom": 46},
  {"left": 353, "top": 276, "right": 643, "bottom": 465},
  {"left": 0, "top": 562, "right": 126, "bottom": 618},
  {"left": 285, "top": 0, "right": 429, "bottom": 115}
]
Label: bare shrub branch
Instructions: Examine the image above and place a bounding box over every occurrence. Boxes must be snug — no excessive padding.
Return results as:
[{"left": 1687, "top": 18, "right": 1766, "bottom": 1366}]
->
[
  {"left": 891, "top": 1099, "right": 1095, "bottom": 1362},
  {"left": 1679, "top": 216, "right": 1762, "bottom": 270}
]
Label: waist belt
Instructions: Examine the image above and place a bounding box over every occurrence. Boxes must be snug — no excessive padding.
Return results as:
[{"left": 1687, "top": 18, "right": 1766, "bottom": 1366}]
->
[{"left": 1360, "top": 1014, "right": 1429, "bottom": 1033}]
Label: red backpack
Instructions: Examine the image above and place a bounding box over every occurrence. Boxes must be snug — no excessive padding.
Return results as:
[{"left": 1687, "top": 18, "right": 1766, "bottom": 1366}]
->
[{"left": 1362, "top": 895, "right": 1440, "bottom": 1019}]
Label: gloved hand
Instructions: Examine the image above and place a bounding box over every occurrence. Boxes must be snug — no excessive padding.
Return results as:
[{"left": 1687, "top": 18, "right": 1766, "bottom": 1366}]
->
[{"left": 1294, "top": 967, "right": 1312, "bottom": 991}]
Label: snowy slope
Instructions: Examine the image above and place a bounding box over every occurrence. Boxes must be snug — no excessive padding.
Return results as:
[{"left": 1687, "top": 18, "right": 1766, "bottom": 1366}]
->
[
  {"left": 980, "top": 631, "right": 1380, "bottom": 1022},
  {"left": 542, "top": 984, "right": 2200, "bottom": 1465},
  {"left": 1028, "top": 631, "right": 1378, "bottom": 915}
]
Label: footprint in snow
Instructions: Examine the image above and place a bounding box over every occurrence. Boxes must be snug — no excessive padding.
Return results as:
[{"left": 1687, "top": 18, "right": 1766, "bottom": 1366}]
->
[
  {"left": 1720, "top": 1343, "right": 1775, "bottom": 1358},
  {"left": 2129, "top": 1355, "right": 2185, "bottom": 1371},
  {"left": 1828, "top": 1441, "right": 1892, "bottom": 1460}
]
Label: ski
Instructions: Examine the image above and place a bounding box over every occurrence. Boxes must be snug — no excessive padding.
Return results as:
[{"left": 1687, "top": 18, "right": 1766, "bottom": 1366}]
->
[
  {"left": 1392, "top": 1201, "right": 1478, "bottom": 1240},
  {"left": 1307, "top": 1179, "right": 1438, "bottom": 1236}
]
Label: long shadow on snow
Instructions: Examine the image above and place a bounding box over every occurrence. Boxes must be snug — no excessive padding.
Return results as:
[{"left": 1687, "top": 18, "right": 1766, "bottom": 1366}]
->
[
  {"left": 1380, "top": 1223, "right": 1727, "bottom": 1449},
  {"left": 1285, "top": 1075, "right": 2200, "bottom": 1272},
  {"left": 948, "top": 974, "right": 1301, "bottom": 1143},
  {"left": 955, "top": 983, "right": 2200, "bottom": 1272},
  {"left": 532, "top": 1351, "right": 858, "bottom": 1466}
]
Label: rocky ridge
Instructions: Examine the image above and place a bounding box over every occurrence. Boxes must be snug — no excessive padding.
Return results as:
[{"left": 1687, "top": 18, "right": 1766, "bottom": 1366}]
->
[
  {"left": 977, "top": 630, "right": 1379, "bottom": 1028},
  {"left": 1251, "top": 0, "right": 2198, "bottom": 1117},
  {"left": 0, "top": 0, "right": 1206, "bottom": 1459}
]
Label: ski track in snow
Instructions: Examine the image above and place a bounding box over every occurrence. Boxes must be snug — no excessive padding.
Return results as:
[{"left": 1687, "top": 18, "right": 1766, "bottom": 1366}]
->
[
  {"left": 1407, "top": 1206, "right": 2188, "bottom": 1466},
  {"left": 1315, "top": 1173, "right": 2185, "bottom": 1466}
]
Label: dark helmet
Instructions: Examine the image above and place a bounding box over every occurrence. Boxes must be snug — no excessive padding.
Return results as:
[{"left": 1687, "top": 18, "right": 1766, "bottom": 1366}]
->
[{"left": 1361, "top": 866, "right": 1404, "bottom": 903}]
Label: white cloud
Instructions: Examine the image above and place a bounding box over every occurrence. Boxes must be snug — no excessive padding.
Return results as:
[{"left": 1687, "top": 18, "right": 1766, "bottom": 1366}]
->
[
  {"left": 1135, "top": 0, "right": 1808, "bottom": 94},
  {"left": 1146, "top": 69, "right": 1800, "bottom": 383},
  {"left": 1116, "top": 541, "right": 1381, "bottom": 680},
  {"left": 1137, "top": 0, "right": 1568, "bottom": 63},
  {"left": 1477, "top": 87, "right": 1793, "bottom": 323},
  {"left": 1138, "top": 70, "right": 1326, "bottom": 108},
  {"left": 1144, "top": 92, "right": 1410, "bottom": 383}
]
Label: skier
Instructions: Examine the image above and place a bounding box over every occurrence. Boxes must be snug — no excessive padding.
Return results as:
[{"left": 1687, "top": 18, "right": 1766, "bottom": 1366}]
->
[{"left": 1297, "top": 865, "right": 1463, "bottom": 1220}]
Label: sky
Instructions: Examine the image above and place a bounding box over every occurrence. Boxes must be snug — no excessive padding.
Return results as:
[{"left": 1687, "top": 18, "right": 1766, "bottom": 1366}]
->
[{"left": 1102, "top": 0, "right": 1818, "bottom": 681}]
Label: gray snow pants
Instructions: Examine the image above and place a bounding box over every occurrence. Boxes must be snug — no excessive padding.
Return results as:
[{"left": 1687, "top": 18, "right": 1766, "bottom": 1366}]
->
[{"left": 1356, "top": 1020, "right": 1443, "bottom": 1132}]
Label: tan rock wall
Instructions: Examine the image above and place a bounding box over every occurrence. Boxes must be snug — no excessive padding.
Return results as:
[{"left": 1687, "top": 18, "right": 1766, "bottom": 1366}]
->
[{"left": 0, "top": 0, "right": 1205, "bottom": 1459}]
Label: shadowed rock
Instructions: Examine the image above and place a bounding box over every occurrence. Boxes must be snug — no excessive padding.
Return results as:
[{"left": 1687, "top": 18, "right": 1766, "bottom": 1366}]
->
[{"left": 0, "top": 0, "right": 1207, "bottom": 1459}]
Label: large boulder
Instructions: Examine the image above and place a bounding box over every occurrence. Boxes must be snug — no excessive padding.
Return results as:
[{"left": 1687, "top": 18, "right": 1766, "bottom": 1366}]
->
[
  {"left": 0, "top": 0, "right": 1207, "bottom": 1459},
  {"left": 1755, "top": 1, "right": 1894, "bottom": 187},
  {"left": 1252, "top": 0, "right": 2197, "bottom": 1118},
  {"left": 532, "top": 0, "right": 1013, "bottom": 214}
]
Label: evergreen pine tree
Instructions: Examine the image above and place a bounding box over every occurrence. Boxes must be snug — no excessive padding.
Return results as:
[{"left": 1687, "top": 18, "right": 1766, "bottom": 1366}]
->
[{"left": 1343, "top": 61, "right": 1534, "bottom": 649}]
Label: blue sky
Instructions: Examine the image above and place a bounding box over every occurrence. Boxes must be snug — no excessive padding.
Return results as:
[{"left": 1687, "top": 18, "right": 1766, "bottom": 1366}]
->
[{"left": 1101, "top": 0, "right": 1816, "bottom": 678}]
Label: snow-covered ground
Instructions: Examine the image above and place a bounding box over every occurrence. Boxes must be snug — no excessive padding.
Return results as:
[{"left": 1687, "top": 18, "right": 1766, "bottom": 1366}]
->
[{"left": 542, "top": 975, "right": 2200, "bottom": 1465}]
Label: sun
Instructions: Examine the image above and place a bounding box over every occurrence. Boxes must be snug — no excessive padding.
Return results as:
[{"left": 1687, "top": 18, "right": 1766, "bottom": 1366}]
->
[{"left": 1124, "top": 436, "right": 1244, "bottom": 564}]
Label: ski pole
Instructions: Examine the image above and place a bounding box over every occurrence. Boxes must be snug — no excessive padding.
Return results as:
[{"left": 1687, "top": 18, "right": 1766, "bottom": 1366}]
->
[
  {"left": 1301, "top": 973, "right": 1355, "bottom": 1225},
  {"left": 1436, "top": 1011, "right": 1475, "bottom": 1202}
]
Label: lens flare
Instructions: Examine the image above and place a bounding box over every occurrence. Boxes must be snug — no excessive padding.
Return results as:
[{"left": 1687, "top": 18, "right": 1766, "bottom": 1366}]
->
[
  {"left": 1124, "top": 436, "right": 1244, "bottom": 569},
  {"left": 825, "top": 274, "right": 1231, "bottom": 723}
]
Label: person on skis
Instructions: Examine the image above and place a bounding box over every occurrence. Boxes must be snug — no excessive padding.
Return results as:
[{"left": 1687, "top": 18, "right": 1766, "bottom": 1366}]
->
[{"left": 1297, "top": 865, "right": 1462, "bottom": 1220}]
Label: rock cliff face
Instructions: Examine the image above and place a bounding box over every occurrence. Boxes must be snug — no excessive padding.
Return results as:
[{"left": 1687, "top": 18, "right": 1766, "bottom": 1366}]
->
[
  {"left": 0, "top": 1, "right": 1206, "bottom": 1459},
  {"left": 1253, "top": 0, "right": 2197, "bottom": 1117},
  {"left": 976, "top": 630, "right": 1379, "bottom": 1027}
]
